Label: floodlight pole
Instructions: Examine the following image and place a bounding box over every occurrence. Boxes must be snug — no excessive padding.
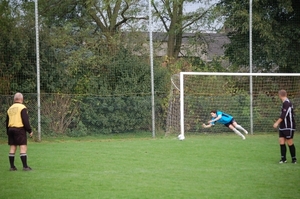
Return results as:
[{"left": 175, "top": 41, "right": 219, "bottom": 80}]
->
[
  {"left": 35, "top": 0, "right": 41, "bottom": 141},
  {"left": 249, "top": 0, "right": 253, "bottom": 135},
  {"left": 148, "top": 0, "right": 155, "bottom": 137}
]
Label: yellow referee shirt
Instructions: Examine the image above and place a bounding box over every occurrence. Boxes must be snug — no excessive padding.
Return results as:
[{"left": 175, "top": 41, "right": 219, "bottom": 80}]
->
[{"left": 7, "top": 103, "right": 27, "bottom": 128}]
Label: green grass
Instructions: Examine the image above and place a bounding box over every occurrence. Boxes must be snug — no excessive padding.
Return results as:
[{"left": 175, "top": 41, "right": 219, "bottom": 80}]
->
[{"left": 0, "top": 133, "right": 299, "bottom": 199}]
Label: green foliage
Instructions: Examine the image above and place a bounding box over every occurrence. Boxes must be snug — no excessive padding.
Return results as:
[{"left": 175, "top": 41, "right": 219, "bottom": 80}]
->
[
  {"left": 219, "top": 0, "right": 300, "bottom": 72},
  {"left": 66, "top": 121, "right": 88, "bottom": 137},
  {"left": 80, "top": 96, "right": 152, "bottom": 134},
  {"left": 39, "top": 0, "right": 147, "bottom": 38},
  {"left": 253, "top": 93, "right": 279, "bottom": 132},
  {"left": 0, "top": 0, "right": 37, "bottom": 94}
]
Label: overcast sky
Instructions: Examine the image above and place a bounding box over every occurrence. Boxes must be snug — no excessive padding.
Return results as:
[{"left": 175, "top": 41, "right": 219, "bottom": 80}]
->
[{"left": 184, "top": 0, "right": 219, "bottom": 13}]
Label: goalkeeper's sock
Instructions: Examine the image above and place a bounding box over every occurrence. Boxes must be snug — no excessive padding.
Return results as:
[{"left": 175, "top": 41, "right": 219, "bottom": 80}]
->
[
  {"left": 232, "top": 128, "right": 245, "bottom": 139},
  {"left": 235, "top": 125, "right": 248, "bottom": 134}
]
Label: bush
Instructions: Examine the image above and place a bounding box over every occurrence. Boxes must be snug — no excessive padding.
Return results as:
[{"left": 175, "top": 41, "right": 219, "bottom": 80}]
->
[
  {"left": 80, "top": 96, "right": 152, "bottom": 134},
  {"left": 66, "top": 121, "right": 88, "bottom": 137}
]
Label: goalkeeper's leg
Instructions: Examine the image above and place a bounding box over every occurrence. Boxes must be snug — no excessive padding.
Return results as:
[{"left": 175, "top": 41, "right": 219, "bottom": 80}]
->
[
  {"left": 229, "top": 125, "right": 246, "bottom": 140},
  {"left": 233, "top": 122, "right": 248, "bottom": 134},
  {"left": 232, "top": 128, "right": 246, "bottom": 140},
  {"left": 236, "top": 125, "right": 248, "bottom": 134}
]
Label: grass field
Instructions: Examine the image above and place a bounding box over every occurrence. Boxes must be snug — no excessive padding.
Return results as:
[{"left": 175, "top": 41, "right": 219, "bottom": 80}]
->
[{"left": 0, "top": 133, "right": 299, "bottom": 199}]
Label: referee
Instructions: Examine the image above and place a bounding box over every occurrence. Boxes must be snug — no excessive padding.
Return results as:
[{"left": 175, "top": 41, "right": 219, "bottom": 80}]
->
[
  {"left": 273, "top": 90, "right": 297, "bottom": 164},
  {"left": 6, "top": 92, "right": 33, "bottom": 171}
]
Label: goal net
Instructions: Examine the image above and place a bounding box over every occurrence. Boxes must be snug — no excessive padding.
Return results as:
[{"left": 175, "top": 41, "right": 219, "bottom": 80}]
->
[{"left": 166, "top": 72, "right": 300, "bottom": 136}]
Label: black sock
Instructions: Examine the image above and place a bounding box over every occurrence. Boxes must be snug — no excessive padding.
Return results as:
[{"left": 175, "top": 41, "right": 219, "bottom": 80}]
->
[
  {"left": 280, "top": 144, "right": 286, "bottom": 160},
  {"left": 288, "top": 144, "right": 296, "bottom": 160},
  {"left": 20, "top": 153, "right": 28, "bottom": 168},
  {"left": 9, "top": 153, "right": 15, "bottom": 168}
]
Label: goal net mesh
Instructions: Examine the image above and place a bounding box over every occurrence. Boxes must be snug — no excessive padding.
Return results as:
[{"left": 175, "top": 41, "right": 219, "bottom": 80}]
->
[{"left": 166, "top": 74, "right": 300, "bottom": 134}]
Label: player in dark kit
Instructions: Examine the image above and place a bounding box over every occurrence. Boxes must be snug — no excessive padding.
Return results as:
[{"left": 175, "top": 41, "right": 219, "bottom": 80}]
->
[
  {"left": 273, "top": 90, "right": 297, "bottom": 164},
  {"left": 6, "top": 93, "right": 33, "bottom": 171}
]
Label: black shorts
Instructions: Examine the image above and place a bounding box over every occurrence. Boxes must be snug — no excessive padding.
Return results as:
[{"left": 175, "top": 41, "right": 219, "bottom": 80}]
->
[
  {"left": 224, "top": 119, "right": 236, "bottom": 127},
  {"left": 7, "top": 127, "right": 27, "bottom": 145},
  {"left": 279, "top": 130, "right": 294, "bottom": 139}
]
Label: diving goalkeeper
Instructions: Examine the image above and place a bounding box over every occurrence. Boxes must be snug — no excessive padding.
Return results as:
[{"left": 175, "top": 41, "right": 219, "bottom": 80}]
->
[{"left": 202, "top": 110, "right": 248, "bottom": 140}]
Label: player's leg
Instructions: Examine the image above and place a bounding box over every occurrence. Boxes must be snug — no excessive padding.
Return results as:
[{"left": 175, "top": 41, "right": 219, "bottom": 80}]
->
[
  {"left": 232, "top": 121, "right": 248, "bottom": 134},
  {"left": 228, "top": 124, "right": 245, "bottom": 140},
  {"left": 9, "top": 145, "right": 17, "bottom": 171},
  {"left": 279, "top": 131, "right": 287, "bottom": 163},
  {"left": 18, "top": 129, "right": 32, "bottom": 171},
  {"left": 8, "top": 128, "right": 18, "bottom": 171},
  {"left": 286, "top": 131, "right": 297, "bottom": 164},
  {"left": 20, "top": 145, "right": 31, "bottom": 170}
]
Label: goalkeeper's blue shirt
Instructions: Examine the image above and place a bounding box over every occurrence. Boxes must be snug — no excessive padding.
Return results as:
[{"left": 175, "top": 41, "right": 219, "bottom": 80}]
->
[{"left": 211, "top": 111, "right": 233, "bottom": 125}]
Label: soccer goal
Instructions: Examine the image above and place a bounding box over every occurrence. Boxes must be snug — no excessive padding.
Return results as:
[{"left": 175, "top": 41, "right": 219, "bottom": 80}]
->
[{"left": 166, "top": 72, "right": 300, "bottom": 136}]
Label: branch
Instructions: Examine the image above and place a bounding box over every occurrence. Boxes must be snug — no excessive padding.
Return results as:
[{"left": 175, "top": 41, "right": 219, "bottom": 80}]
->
[
  {"left": 116, "top": 2, "right": 148, "bottom": 28},
  {"left": 182, "top": 4, "right": 216, "bottom": 30},
  {"left": 88, "top": 10, "right": 107, "bottom": 32},
  {"left": 164, "top": 0, "right": 173, "bottom": 18},
  {"left": 152, "top": 1, "right": 169, "bottom": 31},
  {"left": 114, "top": 1, "right": 128, "bottom": 29},
  {"left": 94, "top": 2, "right": 108, "bottom": 28}
]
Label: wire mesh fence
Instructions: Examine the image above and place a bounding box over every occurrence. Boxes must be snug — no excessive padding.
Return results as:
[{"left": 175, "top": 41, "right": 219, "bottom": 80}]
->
[{"left": 0, "top": 93, "right": 169, "bottom": 138}]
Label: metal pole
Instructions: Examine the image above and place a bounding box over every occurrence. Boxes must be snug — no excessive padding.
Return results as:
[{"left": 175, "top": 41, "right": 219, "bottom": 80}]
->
[
  {"left": 35, "top": 0, "right": 41, "bottom": 141},
  {"left": 180, "top": 72, "right": 184, "bottom": 136},
  {"left": 148, "top": 0, "right": 155, "bottom": 137},
  {"left": 249, "top": 0, "right": 253, "bottom": 134}
]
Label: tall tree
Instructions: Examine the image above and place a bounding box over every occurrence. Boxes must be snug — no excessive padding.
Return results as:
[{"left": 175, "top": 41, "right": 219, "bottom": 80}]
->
[
  {"left": 40, "top": 0, "right": 147, "bottom": 39},
  {"left": 0, "top": 0, "right": 37, "bottom": 94},
  {"left": 151, "top": 0, "right": 217, "bottom": 60},
  {"left": 37, "top": 0, "right": 151, "bottom": 94},
  {"left": 218, "top": 0, "right": 300, "bottom": 72}
]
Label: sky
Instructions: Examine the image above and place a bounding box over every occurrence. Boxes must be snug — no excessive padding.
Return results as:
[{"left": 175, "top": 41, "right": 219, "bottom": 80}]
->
[{"left": 184, "top": 0, "right": 219, "bottom": 12}]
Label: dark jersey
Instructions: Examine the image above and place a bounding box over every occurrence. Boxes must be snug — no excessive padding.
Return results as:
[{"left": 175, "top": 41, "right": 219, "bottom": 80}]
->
[{"left": 279, "top": 98, "right": 295, "bottom": 130}]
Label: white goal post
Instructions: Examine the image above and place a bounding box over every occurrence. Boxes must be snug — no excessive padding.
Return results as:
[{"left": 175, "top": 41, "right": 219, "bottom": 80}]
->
[{"left": 177, "top": 72, "right": 300, "bottom": 136}]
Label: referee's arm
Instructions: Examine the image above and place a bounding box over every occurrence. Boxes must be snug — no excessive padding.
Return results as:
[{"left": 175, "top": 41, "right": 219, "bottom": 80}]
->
[
  {"left": 6, "top": 115, "right": 9, "bottom": 134},
  {"left": 21, "top": 109, "right": 32, "bottom": 134}
]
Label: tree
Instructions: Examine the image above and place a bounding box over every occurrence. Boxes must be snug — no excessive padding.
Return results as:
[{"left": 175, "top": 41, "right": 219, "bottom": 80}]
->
[
  {"left": 218, "top": 0, "right": 300, "bottom": 72},
  {"left": 0, "top": 0, "right": 38, "bottom": 94},
  {"left": 36, "top": 0, "right": 154, "bottom": 94},
  {"left": 40, "top": 0, "right": 147, "bottom": 39},
  {"left": 151, "top": 0, "right": 217, "bottom": 60},
  {"left": 39, "top": 0, "right": 149, "bottom": 57}
]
